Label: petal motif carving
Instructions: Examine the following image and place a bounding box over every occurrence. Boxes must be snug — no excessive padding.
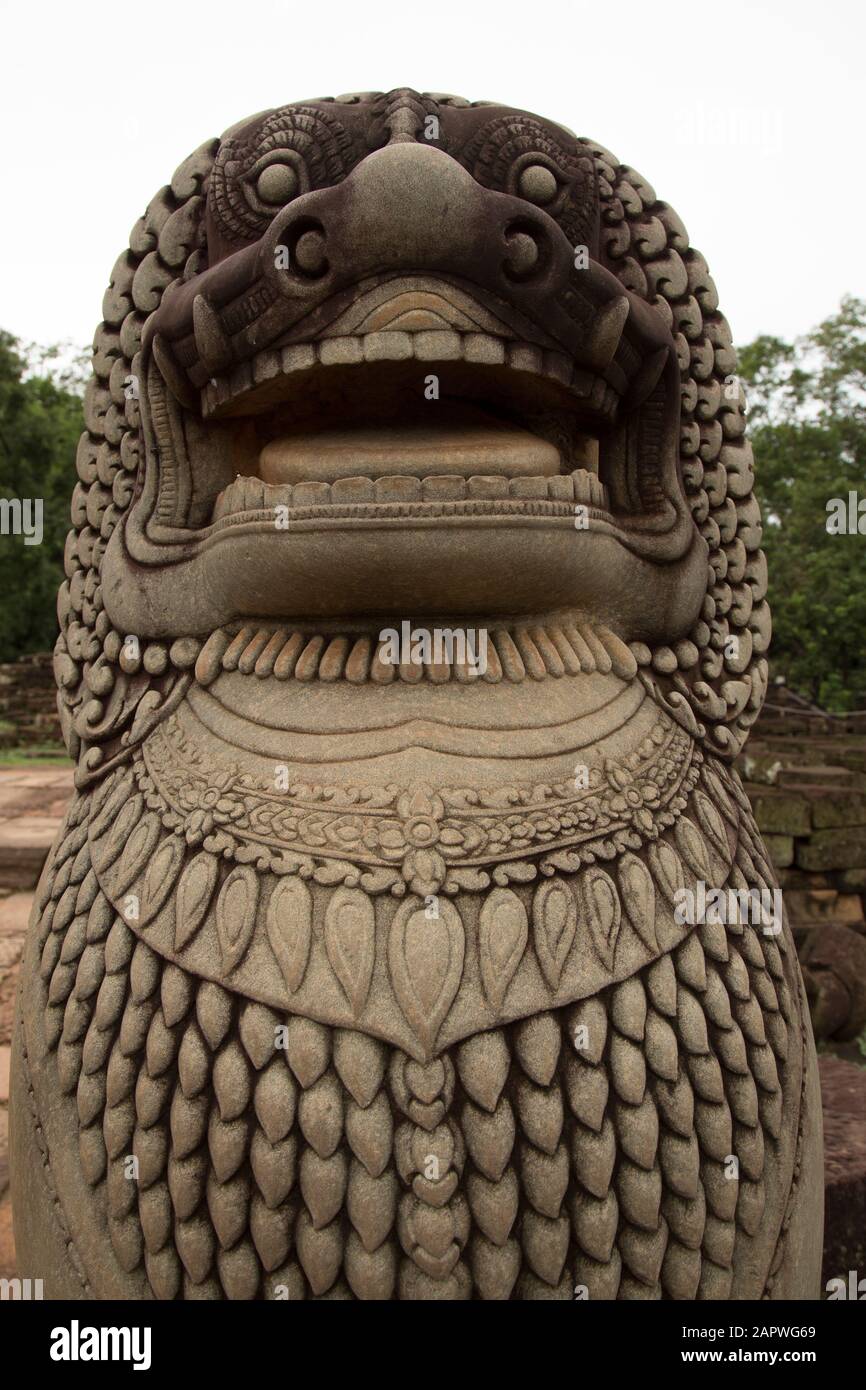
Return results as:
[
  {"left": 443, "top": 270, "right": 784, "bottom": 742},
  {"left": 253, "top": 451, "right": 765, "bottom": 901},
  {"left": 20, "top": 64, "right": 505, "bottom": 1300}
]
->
[
  {"left": 478, "top": 888, "right": 528, "bottom": 1012},
  {"left": 91, "top": 793, "right": 144, "bottom": 873},
  {"left": 674, "top": 816, "right": 712, "bottom": 882},
  {"left": 617, "top": 853, "right": 657, "bottom": 952},
  {"left": 138, "top": 833, "right": 185, "bottom": 926},
  {"left": 174, "top": 850, "right": 219, "bottom": 949},
  {"left": 581, "top": 868, "right": 620, "bottom": 971},
  {"left": 532, "top": 878, "right": 576, "bottom": 987},
  {"left": 388, "top": 897, "right": 464, "bottom": 1051},
  {"left": 216, "top": 865, "right": 258, "bottom": 971},
  {"left": 648, "top": 839, "right": 686, "bottom": 906},
  {"left": 267, "top": 877, "right": 313, "bottom": 992},
  {"left": 108, "top": 811, "right": 162, "bottom": 895},
  {"left": 694, "top": 790, "right": 731, "bottom": 862},
  {"left": 324, "top": 887, "right": 375, "bottom": 1016}
]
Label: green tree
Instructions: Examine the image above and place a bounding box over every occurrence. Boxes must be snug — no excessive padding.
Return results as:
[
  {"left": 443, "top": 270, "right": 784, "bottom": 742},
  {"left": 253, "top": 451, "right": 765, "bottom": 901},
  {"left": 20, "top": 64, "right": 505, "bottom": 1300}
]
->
[
  {"left": 738, "top": 296, "right": 866, "bottom": 711},
  {"left": 0, "top": 331, "right": 85, "bottom": 662}
]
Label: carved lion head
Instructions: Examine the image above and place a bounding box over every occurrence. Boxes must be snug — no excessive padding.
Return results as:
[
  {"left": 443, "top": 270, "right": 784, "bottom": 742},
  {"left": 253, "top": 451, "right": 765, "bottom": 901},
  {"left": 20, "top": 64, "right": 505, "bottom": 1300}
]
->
[{"left": 60, "top": 89, "right": 768, "bottom": 787}]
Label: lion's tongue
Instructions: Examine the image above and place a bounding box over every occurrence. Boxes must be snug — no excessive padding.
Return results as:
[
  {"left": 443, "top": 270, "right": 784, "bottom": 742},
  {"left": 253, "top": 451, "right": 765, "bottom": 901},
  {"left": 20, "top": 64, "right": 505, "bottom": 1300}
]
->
[{"left": 258, "top": 404, "right": 560, "bottom": 485}]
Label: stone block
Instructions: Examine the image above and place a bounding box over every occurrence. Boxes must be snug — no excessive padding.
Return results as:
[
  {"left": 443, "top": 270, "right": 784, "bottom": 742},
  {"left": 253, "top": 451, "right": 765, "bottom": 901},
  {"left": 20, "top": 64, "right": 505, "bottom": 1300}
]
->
[
  {"left": 780, "top": 765, "right": 855, "bottom": 789},
  {"left": 0, "top": 818, "right": 58, "bottom": 891},
  {"left": 763, "top": 833, "right": 794, "bottom": 867},
  {"left": 820, "top": 1057, "right": 866, "bottom": 1292},
  {"left": 786, "top": 888, "right": 865, "bottom": 930},
  {"left": 797, "top": 828, "right": 866, "bottom": 873},
  {"left": 812, "top": 792, "right": 866, "bottom": 829},
  {"left": 751, "top": 792, "right": 811, "bottom": 837},
  {"left": 777, "top": 867, "right": 831, "bottom": 890}
]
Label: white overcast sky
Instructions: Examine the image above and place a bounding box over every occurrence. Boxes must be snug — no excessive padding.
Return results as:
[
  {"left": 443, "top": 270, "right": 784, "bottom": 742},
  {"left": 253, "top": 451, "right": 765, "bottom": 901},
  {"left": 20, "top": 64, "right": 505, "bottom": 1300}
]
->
[{"left": 1, "top": 0, "right": 862, "bottom": 353}]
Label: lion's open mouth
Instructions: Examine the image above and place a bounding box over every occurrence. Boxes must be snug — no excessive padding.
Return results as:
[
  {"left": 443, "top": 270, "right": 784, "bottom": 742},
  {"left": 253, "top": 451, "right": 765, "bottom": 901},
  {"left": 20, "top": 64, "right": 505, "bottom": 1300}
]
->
[
  {"left": 210, "top": 354, "right": 615, "bottom": 526},
  {"left": 110, "top": 198, "right": 707, "bottom": 637},
  {"left": 150, "top": 274, "right": 679, "bottom": 538}
]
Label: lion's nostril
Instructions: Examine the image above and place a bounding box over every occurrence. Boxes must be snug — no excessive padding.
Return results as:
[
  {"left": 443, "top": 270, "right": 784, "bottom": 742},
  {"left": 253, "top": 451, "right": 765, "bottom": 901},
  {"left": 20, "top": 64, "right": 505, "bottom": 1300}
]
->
[
  {"left": 294, "top": 228, "right": 328, "bottom": 277},
  {"left": 503, "top": 227, "right": 540, "bottom": 279}
]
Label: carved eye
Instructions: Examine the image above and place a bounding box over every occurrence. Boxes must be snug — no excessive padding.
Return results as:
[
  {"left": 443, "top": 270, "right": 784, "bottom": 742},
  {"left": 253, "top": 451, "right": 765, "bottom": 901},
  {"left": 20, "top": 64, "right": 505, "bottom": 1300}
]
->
[
  {"left": 256, "top": 162, "right": 299, "bottom": 204},
  {"left": 518, "top": 163, "right": 559, "bottom": 205}
]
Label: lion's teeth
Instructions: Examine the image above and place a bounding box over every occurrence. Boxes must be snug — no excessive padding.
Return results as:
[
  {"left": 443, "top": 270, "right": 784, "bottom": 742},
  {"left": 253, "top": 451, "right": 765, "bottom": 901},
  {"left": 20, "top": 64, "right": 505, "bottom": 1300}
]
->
[
  {"left": 211, "top": 467, "right": 611, "bottom": 522},
  {"left": 363, "top": 331, "right": 413, "bottom": 362},
  {"left": 509, "top": 476, "right": 547, "bottom": 499},
  {"left": 293, "top": 481, "right": 330, "bottom": 505},
  {"left": 205, "top": 333, "right": 621, "bottom": 425},
  {"left": 586, "top": 295, "right": 630, "bottom": 370},
  {"left": 193, "top": 294, "right": 233, "bottom": 375},
  {"left": 543, "top": 350, "right": 571, "bottom": 386},
  {"left": 319, "top": 336, "right": 364, "bottom": 366},
  {"left": 280, "top": 344, "right": 316, "bottom": 375},
  {"left": 331, "top": 476, "right": 375, "bottom": 503},
  {"left": 374, "top": 475, "right": 422, "bottom": 501},
  {"left": 252, "top": 350, "right": 282, "bottom": 385},
  {"left": 569, "top": 469, "right": 611, "bottom": 510},
  {"left": 547, "top": 475, "right": 574, "bottom": 502},
  {"left": 588, "top": 474, "right": 606, "bottom": 507},
  {"left": 413, "top": 330, "right": 462, "bottom": 360},
  {"left": 464, "top": 334, "right": 506, "bottom": 364},
  {"left": 467, "top": 475, "right": 509, "bottom": 498},
  {"left": 571, "top": 469, "right": 591, "bottom": 504},
  {"left": 263, "top": 481, "right": 293, "bottom": 508},
  {"left": 422, "top": 475, "right": 467, "bottom": 499},
  {"left": 507, "top": 343, "right": 543, "bottom": 375}
]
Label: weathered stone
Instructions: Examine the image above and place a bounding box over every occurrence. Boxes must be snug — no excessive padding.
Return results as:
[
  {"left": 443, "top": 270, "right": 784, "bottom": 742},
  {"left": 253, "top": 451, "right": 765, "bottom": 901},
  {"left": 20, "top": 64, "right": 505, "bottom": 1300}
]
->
[
  {"left": 763, "top": 833, "right": 794, "bottom": 868},
  {"left": 798, "top": 828, "right": 866, "bottom": 872},
  {"left": 750, "top": 791, "right": 811, "bottom": 837},
  {"left": 10, "top": 89, "right": 823, "bottom": 1301},
  {"left": 800, "top": 925, "right": 866, "bottom": 1040},
  {"left": 780, "top": 765, "right": 856, "bottom": 787},
  {"left": 819, "top": 1057, "right": 866, "bottom": 1293},
  {"left": 777, "top": 867, "right": 832, "bottom": 890},
  {"left": 0, "top": 818, "right": 60, "bottom": 891},
  {"left": 812, "top": 791, "right": 866, "bottom": 829},
  {"left": 785, "top": 889, "right": 865, "bottom": 931},
  {"left": 0, "top": 890, "right": 33, "bottom": 1045},
  {"left": 0, "top": 652, "right": 62, "bottom": 750}
]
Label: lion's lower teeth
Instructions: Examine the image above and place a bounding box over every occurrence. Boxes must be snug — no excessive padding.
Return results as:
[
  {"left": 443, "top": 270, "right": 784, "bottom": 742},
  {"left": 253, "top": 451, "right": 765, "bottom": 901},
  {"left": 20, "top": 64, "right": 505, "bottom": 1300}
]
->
[{"left": 211, "top": 468, "right": 609, "bottom": 521}]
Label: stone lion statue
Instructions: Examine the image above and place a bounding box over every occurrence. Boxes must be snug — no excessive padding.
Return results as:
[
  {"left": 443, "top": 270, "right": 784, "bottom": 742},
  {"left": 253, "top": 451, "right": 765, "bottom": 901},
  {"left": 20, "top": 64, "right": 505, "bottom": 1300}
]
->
[{"left": 11, "top": 89, "right": 823, "bottom": 1299}]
